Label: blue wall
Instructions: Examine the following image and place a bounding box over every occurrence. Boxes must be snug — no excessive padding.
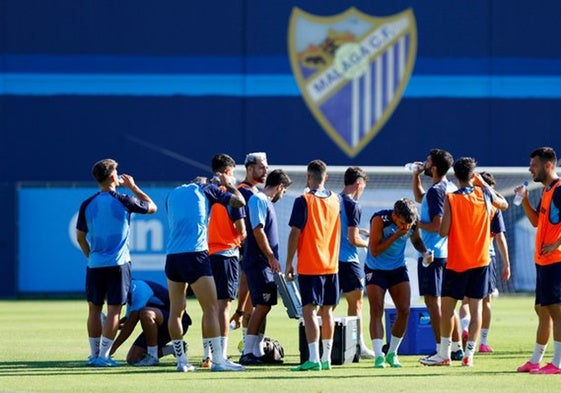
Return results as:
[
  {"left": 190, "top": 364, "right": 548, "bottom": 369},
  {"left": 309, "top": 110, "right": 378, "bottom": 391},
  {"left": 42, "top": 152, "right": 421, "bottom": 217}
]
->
[{"left": 2, "top": 0, "right": 561, "bottom": 296}]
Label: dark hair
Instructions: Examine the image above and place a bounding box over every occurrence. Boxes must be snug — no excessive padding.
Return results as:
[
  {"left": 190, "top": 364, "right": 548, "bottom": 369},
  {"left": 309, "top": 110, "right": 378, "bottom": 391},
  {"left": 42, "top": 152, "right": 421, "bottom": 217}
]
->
[
  {"left": 91, "top": 158, "right": 118, "bottom": 183},
  {"left": 530, "top": 147, "right": 557, "bottom": 166},
  {"left": 211, "top": 153, "right": 236, "bottom": 173},
  {"left": 429, "top": 149, "right": 454, "bottom": 177},
  {"left": 479, "top": 171, "right": 495, "bottom": 187},
  {"left": 453, "top": 157, "right": 477, "bottom": 183},
  {"left": 393, "top": 198, "right": 418, "bottom": 223},
  {"left": 307, "top": 159, "right": 327, "bottom": 183},
  {"left": 265, "top": 169, "right": 292, "bottom": 188},
  {"left": 344, "top": 167, "right": 367, "bottom": 186}
]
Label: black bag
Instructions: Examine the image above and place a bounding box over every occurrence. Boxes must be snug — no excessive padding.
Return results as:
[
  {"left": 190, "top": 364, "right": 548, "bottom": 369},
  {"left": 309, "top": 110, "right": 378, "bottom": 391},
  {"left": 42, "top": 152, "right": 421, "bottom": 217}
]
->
[{"left": 261, "top": 337, "right": 284, "bottom": 364}]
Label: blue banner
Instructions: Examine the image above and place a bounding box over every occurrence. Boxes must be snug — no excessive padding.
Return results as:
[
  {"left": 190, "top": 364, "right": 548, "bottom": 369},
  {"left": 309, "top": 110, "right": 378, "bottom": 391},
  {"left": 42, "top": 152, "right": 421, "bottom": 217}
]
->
[{"left": 18, "top": 186, "right": 172, "bottom": 293}]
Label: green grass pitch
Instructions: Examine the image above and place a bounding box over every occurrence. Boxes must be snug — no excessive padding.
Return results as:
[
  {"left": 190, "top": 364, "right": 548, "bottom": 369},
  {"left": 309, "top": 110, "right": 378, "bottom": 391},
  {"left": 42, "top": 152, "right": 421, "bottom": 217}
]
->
[{"left": 0, "top": 295, "right": 554, "bottom": 392}]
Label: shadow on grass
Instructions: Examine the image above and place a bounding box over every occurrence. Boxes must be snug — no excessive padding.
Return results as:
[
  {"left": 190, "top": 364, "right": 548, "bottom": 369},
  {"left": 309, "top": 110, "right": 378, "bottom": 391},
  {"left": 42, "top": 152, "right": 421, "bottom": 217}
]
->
[
  {"left": 0, "top": 360, "right": 302, "bottom": 377},
  {"left": 0, "top": 360, "right": 192, "bottom": 377},
  {"left": 0, "top": 359, "right": 521, "bottom": 379}
]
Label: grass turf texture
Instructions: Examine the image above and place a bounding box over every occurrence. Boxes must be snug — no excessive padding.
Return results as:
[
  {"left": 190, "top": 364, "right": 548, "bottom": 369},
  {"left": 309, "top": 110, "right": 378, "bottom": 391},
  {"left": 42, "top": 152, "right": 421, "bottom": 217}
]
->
[{"left": 0, "top": 295, "right": 553, "bottom": 392}]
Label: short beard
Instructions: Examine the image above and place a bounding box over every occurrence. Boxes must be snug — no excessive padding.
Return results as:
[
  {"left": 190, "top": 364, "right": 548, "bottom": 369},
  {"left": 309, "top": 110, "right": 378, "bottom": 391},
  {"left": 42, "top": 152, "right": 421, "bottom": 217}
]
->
[{"left": 271, "top": 192, "right": 281, "bottom": 203}]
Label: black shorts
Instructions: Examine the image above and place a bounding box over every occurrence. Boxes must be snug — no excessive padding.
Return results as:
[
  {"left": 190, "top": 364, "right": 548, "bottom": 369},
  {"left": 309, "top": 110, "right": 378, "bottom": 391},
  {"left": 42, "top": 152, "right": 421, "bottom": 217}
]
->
[
  {"left": 210, "top": 254, "right": 240, "bottom": 300},
  {"left": 417, "top": 257, "right": 445, "bottom": 297},
  {"left": 365, "top": 265, "right": 409, "bottom": 290},
  {"left": 86, "top": 262, "right": 131, "bottom": 306},
  {"left": 338, "top": 262, "right": 365, "bottom": 293},
  {"left": 245, "top": 260, "right": 278, "bottom": 306},
  {"left": 441, "top": 265, "right": 490, "bottom": 300},
  {"left": 298, "top": 274, "right": 339, "bottom": 307},
  {"left": 535, "top": 262, "right": 561, "bottom": 306},
  {"left": 165, "top": 251, "right": 213, "bottom": 284}
]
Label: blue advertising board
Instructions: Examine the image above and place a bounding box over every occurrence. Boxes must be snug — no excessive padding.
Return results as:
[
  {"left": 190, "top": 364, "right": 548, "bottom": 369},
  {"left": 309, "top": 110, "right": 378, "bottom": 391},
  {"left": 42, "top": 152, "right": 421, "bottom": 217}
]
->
[{"left": 18, "top": 186, "right": 172, "bottom": 293}]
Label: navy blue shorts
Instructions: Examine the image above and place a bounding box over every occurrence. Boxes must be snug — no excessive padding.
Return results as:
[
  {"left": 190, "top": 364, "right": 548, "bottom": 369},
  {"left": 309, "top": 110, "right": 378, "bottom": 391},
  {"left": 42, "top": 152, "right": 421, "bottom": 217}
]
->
[
  {"left": 338, "top": 262, "right": 365, "bottom": 293},
  {"left": 210, "top": 254, "right": 240, "bottom": 300},
  {"left": 298, "top": 274, "right": 339, "bottom": 307},
  {"left": 86, "top": 262, "right": 131, "bottom": 306},
  {"left": 441, "top": 265, "right": 490, "bottom": 300},
  {"left": 132, "top": 310, "right": 192, "bottom": 349},
  {"left": 365, "top": 265, "right": 409, "bottom": 290},
  {"left": 245, "top": 260, "right": 278, "bottom": 306},
  {"left": 535, "top": 262, "right": 561, "bottom": 306},
  {"left": 165, "top": 251, "right": 213, "bottom": 284},
  {"left": 417, "top": 257, "right": 445, "bottom": 297}
]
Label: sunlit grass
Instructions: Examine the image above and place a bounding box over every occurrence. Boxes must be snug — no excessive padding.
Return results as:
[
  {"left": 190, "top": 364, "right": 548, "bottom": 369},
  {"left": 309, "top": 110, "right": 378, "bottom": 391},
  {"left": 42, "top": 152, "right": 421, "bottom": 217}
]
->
[{"left": 0, "top": 295, "right": 552, "bottom": 393}]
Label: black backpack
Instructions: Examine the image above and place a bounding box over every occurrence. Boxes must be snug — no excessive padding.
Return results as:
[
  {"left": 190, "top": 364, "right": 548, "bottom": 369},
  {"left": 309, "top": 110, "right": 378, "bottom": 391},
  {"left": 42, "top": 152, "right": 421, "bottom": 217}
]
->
[{"left": 261, "top": 337, "right": 284, "bottom": 364}]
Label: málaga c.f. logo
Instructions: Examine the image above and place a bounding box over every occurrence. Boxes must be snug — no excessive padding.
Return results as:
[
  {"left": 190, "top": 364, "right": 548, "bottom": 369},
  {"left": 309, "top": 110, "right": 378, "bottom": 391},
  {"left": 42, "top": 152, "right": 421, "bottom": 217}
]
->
[{"left": 288, "top": 7, "right": 417, "bottom": 158}]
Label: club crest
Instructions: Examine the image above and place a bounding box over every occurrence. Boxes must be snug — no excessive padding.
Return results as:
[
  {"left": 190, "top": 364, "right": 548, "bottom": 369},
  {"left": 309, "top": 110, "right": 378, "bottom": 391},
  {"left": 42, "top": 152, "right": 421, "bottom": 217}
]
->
[{"left": 288, "top": 7, "right": 417, "bottom": 157}]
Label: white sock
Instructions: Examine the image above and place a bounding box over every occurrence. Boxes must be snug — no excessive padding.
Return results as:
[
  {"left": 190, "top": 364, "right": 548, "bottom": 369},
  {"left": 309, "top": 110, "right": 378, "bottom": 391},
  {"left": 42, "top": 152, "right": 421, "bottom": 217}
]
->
[
  {"left": 243, "top": 335, "right": 257, "bottom": 356},
  {"left": 465, "top": 340, "right": 476, "bottom": 359},
  {"left": 221, "top": 336, "right": 228, "bottom": 359},
  {"left": 308, "top": 342, "right": 320, "bottom": 363},
  {"left": 439, "top": 337, "right": 451, "bottom": 359},
  {"left": 388, "top": 335, "right": 402, "bottom": 355},
  {"left": 207, "top": 337, "right": 224, "bottom": 365},
  {"left": 99, "top": 336, "right": 113, "bottom": 359},
  {"left": 452, "top": 341, "right": 463, "bottom": 352},
  {"left": 147, "top": 345, "right": 158, "bottom": 359},
  {"left": 372, "top": 339, "right": 384, "bottom": 357},
  {"left": 461, "top": 317, "right": 470, "bottom": 332},
  {"left": 552, "top": 341, "right": 561, "bottom": 368},
  {"left": 480, "top": 328, "right": 489, "bottom": 345},
  {"left": 530, "top": 343, "right": 547, "bottom": 364},
  {"left": 89, "top": 337, "right": 100, "bottom": 358},
  {"left": 172, "top": 339, "right": 187, "bottom": 364},
  {"left": 254, "top": 335, "right": 265, "bottom": 357},
  {"left": 321, "top": 339, "right": 333, "bottom": 363},
  {"left": 202, "top": 339, "right": 212, "bottom": 360},
  {"left": 161, "top": 344, "right": 174, "bottom": 357},
  {"left": 436, "top": 343, "right": 441, "bottom": 353}
]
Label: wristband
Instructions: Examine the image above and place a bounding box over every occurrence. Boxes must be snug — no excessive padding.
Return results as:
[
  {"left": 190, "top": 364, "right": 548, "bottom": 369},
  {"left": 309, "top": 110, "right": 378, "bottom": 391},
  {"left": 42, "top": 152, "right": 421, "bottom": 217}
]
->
[{"left": 235, "top": 309, "right": 244, "bottom": 316}]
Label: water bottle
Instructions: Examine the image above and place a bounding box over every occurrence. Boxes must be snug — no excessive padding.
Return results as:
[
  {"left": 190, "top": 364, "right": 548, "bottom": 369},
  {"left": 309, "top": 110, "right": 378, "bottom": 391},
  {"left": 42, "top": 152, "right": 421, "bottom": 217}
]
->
[
  {"left": 513, "top": 181, "right": 529, "bottom": 206},
  {"left": 404, "top": 162, "right": 423, "bottom": 172},
  {"left": 422, "top": 249, "right": 434, "bottom": 267}
]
